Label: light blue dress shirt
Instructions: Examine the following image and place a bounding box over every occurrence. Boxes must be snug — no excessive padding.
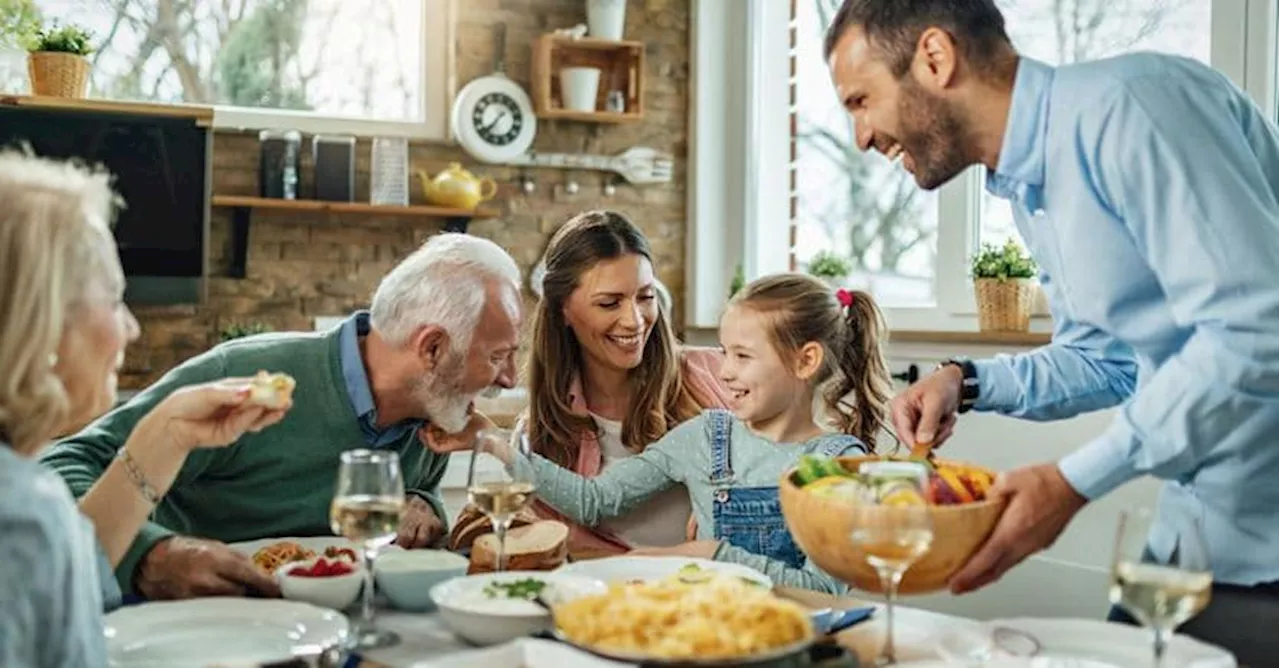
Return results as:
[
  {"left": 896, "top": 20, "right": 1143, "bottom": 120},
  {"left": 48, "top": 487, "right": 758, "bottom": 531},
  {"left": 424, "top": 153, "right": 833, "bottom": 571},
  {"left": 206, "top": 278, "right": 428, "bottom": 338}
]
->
[
  {"left": 337, "top": 310, "right": 423, "bottom": 447},
  {"left": 977, "top": 55, "right": 1279, "bottom": 586}
]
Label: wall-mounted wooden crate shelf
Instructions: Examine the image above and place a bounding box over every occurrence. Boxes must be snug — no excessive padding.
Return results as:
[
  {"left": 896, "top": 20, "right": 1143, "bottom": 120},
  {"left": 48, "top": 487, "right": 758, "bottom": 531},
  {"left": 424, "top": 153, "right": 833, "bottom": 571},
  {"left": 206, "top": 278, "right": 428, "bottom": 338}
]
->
[
  {"left": 531, "top": 35, "right": 644, "bottom": 123},
  {"left": 211, "top": 195, "right": 498, "bottom": 278}
]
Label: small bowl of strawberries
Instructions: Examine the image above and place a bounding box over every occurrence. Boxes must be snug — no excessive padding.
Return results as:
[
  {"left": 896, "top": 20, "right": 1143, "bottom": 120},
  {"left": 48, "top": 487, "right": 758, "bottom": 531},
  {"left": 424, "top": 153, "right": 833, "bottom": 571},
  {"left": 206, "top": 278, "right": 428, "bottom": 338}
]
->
[{"left": 276, "top": 554, "right": 363, "bottom": 610}]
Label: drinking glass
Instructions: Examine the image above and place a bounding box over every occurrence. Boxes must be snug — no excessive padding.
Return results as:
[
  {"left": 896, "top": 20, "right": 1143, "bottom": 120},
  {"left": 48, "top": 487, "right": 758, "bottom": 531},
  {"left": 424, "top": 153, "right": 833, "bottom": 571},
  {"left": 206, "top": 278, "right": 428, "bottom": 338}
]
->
[
  {"left": 1109, "top": 508, "right": 1212, "bottom": 667},
  {"left": 466, "top": 428, "right": 537, "bottom": 572},
  {"left": 330, "top": 449, "right": 405, "bottom": 650},
  {"left": 849, "top": 480, "right": 935, "bottom": 666}
]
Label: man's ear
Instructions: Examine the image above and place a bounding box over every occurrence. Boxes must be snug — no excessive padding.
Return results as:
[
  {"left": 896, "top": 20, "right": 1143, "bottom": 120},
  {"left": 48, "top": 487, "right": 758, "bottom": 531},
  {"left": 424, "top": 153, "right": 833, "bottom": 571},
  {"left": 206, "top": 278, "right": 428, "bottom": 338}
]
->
[
  {"left": 411, "top": 325, "right": 450, "bottom": 372},
  {"left": 914, "top": 26, "right": 959, "bottom": 91},
  {"left": 792, "top": 341, "right": 825, "bottom": 381}
]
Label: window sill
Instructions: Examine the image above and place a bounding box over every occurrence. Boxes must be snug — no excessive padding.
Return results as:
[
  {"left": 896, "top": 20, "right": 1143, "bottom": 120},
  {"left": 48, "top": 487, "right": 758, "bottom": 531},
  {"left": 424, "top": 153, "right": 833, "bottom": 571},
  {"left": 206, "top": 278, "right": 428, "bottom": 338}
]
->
[{"left": 889, "top": 329, "right": 1050, "bottom": 347}]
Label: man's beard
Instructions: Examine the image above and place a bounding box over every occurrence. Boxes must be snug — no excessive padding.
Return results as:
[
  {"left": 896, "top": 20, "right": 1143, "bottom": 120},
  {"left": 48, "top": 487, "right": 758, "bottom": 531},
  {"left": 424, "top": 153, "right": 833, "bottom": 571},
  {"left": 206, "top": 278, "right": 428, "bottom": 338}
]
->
[
  {"left": 896, "top": 76, "right": 972, "bottom": 191},
  {"left": 414, "top": 357, "right": 473, "bottom": 434}
]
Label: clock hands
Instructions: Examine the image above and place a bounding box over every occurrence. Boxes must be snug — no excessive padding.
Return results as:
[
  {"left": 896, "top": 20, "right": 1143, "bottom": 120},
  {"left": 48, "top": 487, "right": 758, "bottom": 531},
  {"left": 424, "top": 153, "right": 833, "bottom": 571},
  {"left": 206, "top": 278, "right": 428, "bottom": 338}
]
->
[{"left": 480, "top": 109, "right": 509, "bottom": 135}]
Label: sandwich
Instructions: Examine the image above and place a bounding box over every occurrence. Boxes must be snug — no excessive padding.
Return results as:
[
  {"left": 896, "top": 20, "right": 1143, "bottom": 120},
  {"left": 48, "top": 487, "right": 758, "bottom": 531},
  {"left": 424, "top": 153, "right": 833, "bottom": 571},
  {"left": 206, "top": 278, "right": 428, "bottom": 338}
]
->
[{"left": 248, "top": 370, "right": 296, "bottom": 409}]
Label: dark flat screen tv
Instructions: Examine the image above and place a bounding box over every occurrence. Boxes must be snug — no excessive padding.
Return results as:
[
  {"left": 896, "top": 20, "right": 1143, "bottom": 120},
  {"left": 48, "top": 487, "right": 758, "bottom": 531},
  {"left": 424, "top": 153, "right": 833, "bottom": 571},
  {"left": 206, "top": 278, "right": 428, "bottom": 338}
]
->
[{"left": 0, "top": 103, "right": 211, "bottom": 304}]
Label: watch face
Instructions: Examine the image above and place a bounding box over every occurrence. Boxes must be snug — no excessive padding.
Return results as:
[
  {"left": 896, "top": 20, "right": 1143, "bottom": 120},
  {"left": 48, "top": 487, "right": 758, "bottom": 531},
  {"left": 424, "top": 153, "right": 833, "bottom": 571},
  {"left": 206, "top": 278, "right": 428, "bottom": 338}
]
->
[{"left": 471, "top": 92, "right": 524, "bottom": 146}]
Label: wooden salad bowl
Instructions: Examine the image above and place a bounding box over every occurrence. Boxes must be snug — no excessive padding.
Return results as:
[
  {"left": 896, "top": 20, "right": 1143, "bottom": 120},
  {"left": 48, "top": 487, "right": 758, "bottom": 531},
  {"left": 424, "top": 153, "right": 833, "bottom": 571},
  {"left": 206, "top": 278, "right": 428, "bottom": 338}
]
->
[{"left": 779, "top": 455, "right": 1006, "bottom": 595}]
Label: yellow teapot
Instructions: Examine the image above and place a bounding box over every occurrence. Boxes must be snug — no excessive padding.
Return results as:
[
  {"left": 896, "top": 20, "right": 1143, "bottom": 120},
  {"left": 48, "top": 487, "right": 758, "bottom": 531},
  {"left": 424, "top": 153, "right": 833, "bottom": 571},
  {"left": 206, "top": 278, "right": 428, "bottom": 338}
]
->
[{"left": 417, "top": 163, "right": 498, "bottom": 210}]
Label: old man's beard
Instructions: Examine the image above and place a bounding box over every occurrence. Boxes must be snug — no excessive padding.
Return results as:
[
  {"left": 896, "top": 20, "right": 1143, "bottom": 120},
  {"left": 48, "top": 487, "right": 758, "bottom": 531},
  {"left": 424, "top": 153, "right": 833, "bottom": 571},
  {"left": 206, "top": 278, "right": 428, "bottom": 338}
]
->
[{"left": 415, "top": 359, "right": 473, "bottom": 434}]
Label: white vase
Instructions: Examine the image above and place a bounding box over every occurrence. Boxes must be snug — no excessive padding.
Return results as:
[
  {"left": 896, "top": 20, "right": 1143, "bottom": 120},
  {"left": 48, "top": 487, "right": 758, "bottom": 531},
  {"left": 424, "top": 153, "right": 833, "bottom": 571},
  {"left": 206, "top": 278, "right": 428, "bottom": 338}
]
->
[
  {"left": 587, "top": 0, "right": 627, "bottom": 40},
  {"left": 560, "top": 67, "right": 601, "bottom": 112}
]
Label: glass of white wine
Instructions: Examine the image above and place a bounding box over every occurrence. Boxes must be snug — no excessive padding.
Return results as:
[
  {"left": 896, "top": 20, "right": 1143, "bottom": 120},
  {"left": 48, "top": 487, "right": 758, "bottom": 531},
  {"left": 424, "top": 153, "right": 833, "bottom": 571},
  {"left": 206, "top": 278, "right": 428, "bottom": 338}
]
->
[
  {"left": 466, "top": 428, "right": 536, "bottom": 572},
  {"left": 331, "top": 449, "right": 405, "bottom": 650},
  {"left": 1109, "top": 508, "right": 1212, "bottom": 667},
  {"left": 849, "top": 481, "right": 935, "bottom": 667}
]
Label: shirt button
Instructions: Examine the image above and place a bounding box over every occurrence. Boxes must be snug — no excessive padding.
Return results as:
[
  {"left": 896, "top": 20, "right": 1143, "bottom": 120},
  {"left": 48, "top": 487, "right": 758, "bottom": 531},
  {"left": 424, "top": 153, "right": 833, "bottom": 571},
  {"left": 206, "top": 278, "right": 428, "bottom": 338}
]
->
[{"left": 715, "top": 490, "right": 729, "bottom": 503}]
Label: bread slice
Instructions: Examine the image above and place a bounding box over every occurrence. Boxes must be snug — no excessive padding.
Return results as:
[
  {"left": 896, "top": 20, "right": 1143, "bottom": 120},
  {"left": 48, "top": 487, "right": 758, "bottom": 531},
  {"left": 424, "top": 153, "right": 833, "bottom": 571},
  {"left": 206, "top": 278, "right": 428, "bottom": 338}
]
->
[
  {"left": 469, "top": 520, "right": 569, "bottom": 574},
  {"left": 247, "top": 370, "right": 295, "bottom": 409},
  {"left": 448, "top": 503, "right": 542, "bottom": 552}
]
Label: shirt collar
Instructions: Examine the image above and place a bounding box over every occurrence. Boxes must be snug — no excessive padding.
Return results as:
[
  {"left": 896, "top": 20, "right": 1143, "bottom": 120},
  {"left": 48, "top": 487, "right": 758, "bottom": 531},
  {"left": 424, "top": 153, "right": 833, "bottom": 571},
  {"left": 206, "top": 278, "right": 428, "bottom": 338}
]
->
[
  {"left": 338, "top": 310, "right": 377, "bottom": 419},
  {"left": 986, "top": 57, "right": 1056, "bottom": 201}
]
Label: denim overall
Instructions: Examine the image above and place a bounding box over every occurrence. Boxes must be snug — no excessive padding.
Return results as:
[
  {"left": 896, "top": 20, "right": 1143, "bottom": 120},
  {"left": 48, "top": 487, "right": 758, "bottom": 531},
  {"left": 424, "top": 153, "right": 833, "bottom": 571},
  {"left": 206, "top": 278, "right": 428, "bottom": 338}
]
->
[{"left": 707, "top": 409, "right": 865, "bottom": 568}]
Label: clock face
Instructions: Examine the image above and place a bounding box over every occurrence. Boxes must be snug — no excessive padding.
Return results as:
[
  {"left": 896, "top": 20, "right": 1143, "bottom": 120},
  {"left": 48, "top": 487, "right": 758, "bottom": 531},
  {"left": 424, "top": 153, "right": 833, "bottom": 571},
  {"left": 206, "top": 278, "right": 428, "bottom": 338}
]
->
[{"left": 471, "top": 92, "right": 524, "bottom": 146}]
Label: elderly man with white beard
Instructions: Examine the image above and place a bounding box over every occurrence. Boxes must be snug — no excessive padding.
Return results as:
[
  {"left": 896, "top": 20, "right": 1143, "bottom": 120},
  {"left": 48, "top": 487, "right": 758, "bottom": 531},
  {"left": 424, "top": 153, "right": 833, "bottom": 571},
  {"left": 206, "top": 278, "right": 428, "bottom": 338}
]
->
[{"left": 41, "top": 233, "right": 523, "bottom": 601}]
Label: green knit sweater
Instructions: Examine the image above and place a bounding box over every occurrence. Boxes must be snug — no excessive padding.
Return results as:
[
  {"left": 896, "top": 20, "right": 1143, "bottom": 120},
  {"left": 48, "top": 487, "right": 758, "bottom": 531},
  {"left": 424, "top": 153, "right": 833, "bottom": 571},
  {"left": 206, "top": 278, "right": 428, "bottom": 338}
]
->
[{"left": 38, "top": 328, "right": 450, "bottom": 595}]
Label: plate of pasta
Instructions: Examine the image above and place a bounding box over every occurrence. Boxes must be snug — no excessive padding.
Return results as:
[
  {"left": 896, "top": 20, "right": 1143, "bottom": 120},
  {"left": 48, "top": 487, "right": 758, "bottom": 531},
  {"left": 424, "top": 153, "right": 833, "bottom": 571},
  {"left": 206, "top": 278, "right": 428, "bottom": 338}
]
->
[
  {"left": 552, "top": 570, "right": 815, "bottom": 665},
  {"left": 230, "top": 536, "right": 397, "bottom": 574}
]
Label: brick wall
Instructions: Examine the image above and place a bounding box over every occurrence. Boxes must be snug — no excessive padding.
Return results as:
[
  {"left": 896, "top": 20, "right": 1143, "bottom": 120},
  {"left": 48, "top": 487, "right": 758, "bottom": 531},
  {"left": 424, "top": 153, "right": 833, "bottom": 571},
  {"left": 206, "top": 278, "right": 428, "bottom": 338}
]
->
[{"left": 122, "top": 0, "right": 690, "bottom": 389}]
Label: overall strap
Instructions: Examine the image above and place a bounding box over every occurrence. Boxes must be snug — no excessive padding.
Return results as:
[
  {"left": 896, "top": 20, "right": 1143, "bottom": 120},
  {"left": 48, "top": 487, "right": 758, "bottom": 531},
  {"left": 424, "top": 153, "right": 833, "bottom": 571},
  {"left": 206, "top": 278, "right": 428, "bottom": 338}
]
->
[
  {"left": 707, "top": 409, "right": 735, "bottom": 483},
  {"left": 815, "top": 433, "right": 868, "bottom": 458}
]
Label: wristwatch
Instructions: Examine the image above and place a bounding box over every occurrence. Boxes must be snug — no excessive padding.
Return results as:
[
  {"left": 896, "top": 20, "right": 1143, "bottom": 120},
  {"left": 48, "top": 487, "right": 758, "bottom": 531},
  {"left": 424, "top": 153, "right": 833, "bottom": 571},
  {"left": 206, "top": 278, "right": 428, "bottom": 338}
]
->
[{"left": 938, "top": 357, "right": 979, "bottom": 414}]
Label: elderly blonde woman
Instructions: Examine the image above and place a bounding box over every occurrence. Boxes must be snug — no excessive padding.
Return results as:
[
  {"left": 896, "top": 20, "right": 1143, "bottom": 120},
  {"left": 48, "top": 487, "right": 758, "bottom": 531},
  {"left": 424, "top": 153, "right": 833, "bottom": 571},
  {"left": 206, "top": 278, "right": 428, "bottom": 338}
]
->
[{"left": 0, "top": 152, "right": 291, "bottom": 667}]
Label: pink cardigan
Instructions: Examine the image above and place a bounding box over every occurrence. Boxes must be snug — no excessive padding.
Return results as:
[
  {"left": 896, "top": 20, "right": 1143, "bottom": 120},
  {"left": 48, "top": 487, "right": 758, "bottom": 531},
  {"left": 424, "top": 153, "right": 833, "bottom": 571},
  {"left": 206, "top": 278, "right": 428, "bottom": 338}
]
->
[{"left": 527, "top": 348, "right": 729, "bottom": 557}]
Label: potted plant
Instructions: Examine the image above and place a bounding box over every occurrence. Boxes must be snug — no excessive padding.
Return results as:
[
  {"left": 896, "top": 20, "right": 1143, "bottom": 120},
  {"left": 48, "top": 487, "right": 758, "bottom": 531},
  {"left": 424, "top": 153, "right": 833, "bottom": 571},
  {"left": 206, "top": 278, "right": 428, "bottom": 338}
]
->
[
  {"left": 806, "top": 250, "right": 853, "bottom": 288},
  {"left": 218, "top": 321, "right": 273, "bottom": 343},
  {"left": 970, "top": 238, "right": 1038, "bottom": 332},
  {"left": 26, "top": 21, "right": 93, "bottom": 98}
]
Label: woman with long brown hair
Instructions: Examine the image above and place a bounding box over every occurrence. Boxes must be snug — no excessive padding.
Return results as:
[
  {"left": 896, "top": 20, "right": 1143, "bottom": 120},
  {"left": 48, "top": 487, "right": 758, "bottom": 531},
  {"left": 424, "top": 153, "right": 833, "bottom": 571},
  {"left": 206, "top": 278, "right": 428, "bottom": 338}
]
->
[{"left": 521, "top": 210, "right": 729, "bottom": 556}]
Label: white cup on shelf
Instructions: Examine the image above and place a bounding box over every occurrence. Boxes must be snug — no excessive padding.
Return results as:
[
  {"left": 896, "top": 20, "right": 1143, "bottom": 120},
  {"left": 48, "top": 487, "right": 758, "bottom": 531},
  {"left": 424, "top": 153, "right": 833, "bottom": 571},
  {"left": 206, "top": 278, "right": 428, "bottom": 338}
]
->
[{"left": 559, "top": 67, "right": 602, "bottom": 112}]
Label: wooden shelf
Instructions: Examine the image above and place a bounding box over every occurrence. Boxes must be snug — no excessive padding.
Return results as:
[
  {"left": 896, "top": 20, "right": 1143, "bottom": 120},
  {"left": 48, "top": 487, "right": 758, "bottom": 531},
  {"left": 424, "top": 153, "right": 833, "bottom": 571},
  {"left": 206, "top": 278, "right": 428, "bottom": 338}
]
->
[
  {"left": 532, "top": 35, "right": 645, "bottom": 122},
  {"left": 210, "top": 195, "right": 499, "bottom": 278},
  {"left": 211, "top": 195, "right": 498, "bottom": 219},
  {"left": 0, "top": 94, "right": 213, "bottom": 124}
]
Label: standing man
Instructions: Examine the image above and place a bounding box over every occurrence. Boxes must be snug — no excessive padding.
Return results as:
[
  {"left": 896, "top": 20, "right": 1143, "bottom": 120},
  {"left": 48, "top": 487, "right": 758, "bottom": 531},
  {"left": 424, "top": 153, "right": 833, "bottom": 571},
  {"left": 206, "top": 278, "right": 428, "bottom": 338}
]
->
[{"left": 823, "top": 1, "right": 1277, "bottom": 663}]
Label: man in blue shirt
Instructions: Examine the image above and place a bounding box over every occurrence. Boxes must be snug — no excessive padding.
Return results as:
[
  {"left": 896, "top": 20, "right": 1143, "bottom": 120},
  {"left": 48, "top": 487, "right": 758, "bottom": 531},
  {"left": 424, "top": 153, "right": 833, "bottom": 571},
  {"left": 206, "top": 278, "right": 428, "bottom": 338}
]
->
[{"left": 823, "top": 1, "right": 1277, "bottom": 663}]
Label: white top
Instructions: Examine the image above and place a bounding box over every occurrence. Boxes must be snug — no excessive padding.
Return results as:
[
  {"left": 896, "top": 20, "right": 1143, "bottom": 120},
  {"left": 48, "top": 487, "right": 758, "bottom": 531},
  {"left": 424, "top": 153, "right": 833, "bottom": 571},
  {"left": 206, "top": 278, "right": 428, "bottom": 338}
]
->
[{"left": 590, "top": 413, "right": 691, "bottom": 548}]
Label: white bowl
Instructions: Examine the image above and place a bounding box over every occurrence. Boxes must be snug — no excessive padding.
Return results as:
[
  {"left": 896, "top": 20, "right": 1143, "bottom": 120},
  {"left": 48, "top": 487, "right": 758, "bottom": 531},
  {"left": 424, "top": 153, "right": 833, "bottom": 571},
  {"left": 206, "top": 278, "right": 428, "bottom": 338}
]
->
[
  {"left": 276, "top": 556, "right": 363, "bottom": 610},
  {"left": 429, "top": 571, "right": 607, "bottom": 646},
  {"left": 373, "top": 549, "right": 469, "bottom": 612}
]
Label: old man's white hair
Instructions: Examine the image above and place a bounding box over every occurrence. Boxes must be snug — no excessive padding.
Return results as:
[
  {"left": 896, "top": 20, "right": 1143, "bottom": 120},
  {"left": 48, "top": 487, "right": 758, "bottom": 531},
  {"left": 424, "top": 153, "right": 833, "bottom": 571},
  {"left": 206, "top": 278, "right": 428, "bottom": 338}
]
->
[{"left": 370, "top": 233, "right": 521, "bottom": 353}]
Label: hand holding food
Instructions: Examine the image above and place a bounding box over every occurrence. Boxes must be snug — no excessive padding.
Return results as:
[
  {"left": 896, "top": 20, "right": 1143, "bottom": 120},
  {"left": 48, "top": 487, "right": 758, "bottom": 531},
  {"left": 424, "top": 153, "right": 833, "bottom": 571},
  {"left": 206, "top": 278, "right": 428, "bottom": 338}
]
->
[
  {"left": 128, "top": 375, "right": 293, "bottom": 454},
  {"left": 419, "top": 410, "right": 497, "bottom": 454},
  {"left": 137, "top": 536, "right": 280, "bottom": 600},
  {"left": 889, "top": 365, "right": 962, "bottom": 449},
  {"left": 247, "top": 370, "right": 296, "bottom": 409}
]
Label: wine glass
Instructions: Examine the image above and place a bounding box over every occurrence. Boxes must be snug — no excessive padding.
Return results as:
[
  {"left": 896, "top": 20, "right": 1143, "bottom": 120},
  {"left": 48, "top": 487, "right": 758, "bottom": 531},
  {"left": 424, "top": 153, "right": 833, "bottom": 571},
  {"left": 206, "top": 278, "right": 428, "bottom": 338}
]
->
[
  {"left": 1109, "top": 508, "right": 1212, "bottom": 667},
  {"left": 466, "top": 428, "right": 537, "bottom": 572},
  {"left": 330, "top": 449, "right": 405, "bottom": 650},
  {"left": 849, "top": 480, "right": 935, "bottom": 666}
]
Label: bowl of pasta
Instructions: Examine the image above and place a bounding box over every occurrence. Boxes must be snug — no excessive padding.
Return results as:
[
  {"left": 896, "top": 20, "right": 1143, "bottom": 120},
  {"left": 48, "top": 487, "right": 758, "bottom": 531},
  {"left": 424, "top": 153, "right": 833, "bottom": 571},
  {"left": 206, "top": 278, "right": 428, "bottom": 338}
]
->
[
  {"left": 553, "top": 571, "right": 816, "bottom": 665},
  {"left": 779, "top": 454, "right": 1006, "bottom": 594}
]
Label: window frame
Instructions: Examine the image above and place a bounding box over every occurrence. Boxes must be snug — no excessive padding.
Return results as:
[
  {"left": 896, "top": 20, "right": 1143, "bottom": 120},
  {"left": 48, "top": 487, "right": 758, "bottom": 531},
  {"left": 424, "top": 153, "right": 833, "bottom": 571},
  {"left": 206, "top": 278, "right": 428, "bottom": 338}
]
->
[
  {"left": 688, "top": 0, "right": 1278, "bottom": 333},
  {"left": 200, "top": 0, "right": 454, "bottom": 140}
]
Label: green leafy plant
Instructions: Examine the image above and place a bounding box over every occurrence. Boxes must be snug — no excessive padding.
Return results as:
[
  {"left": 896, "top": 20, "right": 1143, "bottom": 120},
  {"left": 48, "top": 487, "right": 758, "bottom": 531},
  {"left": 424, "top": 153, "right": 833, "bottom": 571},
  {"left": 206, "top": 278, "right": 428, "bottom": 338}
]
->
[
  {"left": 0, "top": 0, "right": 40, "bottom": 50},
  {"left": 970, "top": 237, "right": 1037, "bottom": 280},
  {"left": 218, "top": 321, "right": 272, "bottom": 342},
  {"left": 805, "top": 250, "right": 853, "bottom": 279},
  {"left": 28, "top": 22, "right": 93, "bottom": 56},
  {"left": 728, "top": 263, "right": 745, "bottom": 299}
]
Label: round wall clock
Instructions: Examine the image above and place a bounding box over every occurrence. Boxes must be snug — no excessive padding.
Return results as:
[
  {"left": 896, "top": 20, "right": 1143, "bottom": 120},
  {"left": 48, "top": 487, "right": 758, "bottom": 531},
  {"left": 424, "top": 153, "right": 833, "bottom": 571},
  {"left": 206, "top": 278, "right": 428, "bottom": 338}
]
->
[
  {"left": 451, "top": 74, "right": 537, "bottom": 164},
  {"left": 451, "top": 24, "right": 536, "bottom": 164}
]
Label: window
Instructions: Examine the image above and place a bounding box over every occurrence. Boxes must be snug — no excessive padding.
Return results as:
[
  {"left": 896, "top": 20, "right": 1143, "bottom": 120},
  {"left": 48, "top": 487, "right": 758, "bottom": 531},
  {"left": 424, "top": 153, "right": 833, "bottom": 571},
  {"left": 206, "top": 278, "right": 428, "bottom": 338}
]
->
[
  {"left": 980, "top": 0, "right": 1214, "bottom": 249},
  {"left": 33, "top": 0, "right": 451, "bottom": 139},
  {"left": 772, "top": 0, "right": 1278, "bottom": 329}
]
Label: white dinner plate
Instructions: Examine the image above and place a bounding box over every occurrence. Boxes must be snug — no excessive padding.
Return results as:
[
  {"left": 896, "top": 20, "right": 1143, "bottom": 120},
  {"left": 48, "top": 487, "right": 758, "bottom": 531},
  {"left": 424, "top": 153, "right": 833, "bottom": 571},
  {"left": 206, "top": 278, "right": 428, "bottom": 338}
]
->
[
  {"left": 554, "top": 555, "right": 773, "bottom": 588},
  {"left": 410, "top": 637, "right": 636, "bottom": 668},
  {"left": 104, "top": 598, "right": 348, "bottom": 667},
  {"left": 980, "top": 618, "right": 1237, "bottom": 667}
]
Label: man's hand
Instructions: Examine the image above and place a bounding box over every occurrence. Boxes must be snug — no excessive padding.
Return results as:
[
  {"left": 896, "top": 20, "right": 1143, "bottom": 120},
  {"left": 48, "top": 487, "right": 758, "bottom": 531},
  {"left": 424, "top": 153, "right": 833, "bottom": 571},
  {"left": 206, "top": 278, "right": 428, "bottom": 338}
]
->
[
  {"left": 628, "top": 540, "right": 721, "bottom": 559},
  {"left": 135, "top": 536, "right": 280, "bottom": 600},
  {"left": 948, "top": 463, "right": 1088, "bottom": 594},
  {"left": 889, "top": 365, "right": 962, "bottom": 451},
  {"left": 395, "top": 495, "right": 444, "bottom": 549}
]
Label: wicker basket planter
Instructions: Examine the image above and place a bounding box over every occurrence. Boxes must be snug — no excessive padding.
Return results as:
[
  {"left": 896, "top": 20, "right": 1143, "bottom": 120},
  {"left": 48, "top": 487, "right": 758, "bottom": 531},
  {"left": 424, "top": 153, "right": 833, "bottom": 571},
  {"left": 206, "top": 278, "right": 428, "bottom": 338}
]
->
[
  {"left": 28, "top": 51, "right": 90, "bottom": 98},
  {"left": 974, "top": 277, "right": 1035, "bottom": 332}
]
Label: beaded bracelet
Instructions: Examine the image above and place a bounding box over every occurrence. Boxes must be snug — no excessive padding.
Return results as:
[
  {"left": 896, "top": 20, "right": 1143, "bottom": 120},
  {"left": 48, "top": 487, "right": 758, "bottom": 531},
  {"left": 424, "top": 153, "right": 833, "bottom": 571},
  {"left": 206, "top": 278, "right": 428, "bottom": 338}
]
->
[{"left": 117, "top": 448, "right": 161, "bottom": 505}]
